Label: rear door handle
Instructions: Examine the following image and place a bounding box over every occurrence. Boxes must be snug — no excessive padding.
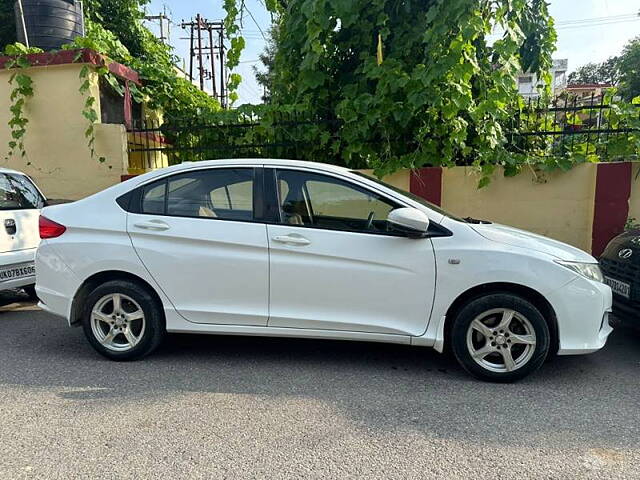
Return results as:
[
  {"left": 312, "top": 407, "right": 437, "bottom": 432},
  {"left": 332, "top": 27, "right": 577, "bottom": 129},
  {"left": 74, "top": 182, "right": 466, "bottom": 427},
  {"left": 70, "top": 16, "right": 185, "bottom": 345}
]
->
[
  {"left": 272, "top": 234, "right": 311, "bottom": 246},
  {"left": 4, "top": 219, "right": 16, "bottom": 235},
  {"left": 133, "top": 219, "right": 170, "bottom": 231}
]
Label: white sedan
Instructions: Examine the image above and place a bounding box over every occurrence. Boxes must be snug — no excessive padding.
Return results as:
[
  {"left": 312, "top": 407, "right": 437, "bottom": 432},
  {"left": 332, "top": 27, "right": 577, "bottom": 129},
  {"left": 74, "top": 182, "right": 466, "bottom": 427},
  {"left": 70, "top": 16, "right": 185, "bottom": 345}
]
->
[
  {"left": 35, "top": 159, "right": 612, "bottom": 382},
  {"left": 0, "top": 167, "right": 47, "bottom": 297}
]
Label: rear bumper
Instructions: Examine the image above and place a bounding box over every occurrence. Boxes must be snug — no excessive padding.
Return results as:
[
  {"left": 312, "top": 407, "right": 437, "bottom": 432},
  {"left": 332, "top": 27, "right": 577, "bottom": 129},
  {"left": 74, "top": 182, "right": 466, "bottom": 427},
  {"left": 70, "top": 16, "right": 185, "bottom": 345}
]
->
[
  {"left": 35, "top": 241, "right": 78, "bottom": 322},
  {"left": 0, "top": 248, "right": 36, "bottom": 290},
  {"left": 547, "top": 276, "right": 613, "bottom": 355}
]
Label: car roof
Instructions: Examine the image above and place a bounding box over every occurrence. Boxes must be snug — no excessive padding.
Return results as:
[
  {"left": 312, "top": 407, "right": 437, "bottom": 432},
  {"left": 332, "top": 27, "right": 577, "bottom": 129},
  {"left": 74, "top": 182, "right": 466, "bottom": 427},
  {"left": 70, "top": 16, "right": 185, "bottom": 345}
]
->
[
  {"left": 164, "top": 159, "right": 350, "bottom": 174},
  {"left": 0, "top": 167, "right": 29, "bottom": 175},
  {"left": 124, "top": 159, "right": 353, "bottom": 186}
]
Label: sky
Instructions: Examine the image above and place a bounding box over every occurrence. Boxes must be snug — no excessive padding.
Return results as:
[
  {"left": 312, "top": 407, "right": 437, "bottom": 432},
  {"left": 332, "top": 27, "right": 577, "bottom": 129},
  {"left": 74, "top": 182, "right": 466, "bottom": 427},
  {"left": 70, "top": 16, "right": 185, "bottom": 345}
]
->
[{"left": 146, "top": 0, "right": 640, "bottom": 106}]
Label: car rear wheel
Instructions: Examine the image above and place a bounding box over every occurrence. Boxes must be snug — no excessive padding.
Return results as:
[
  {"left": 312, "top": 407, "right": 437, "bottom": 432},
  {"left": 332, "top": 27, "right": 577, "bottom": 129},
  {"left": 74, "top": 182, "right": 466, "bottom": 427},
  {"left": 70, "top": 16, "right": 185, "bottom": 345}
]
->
[
  {"left": 82, "top": 280, "right": 165, "bottom": 361},
  {"left": 451, "top": 293, "right": 550, "bottom": 382}
]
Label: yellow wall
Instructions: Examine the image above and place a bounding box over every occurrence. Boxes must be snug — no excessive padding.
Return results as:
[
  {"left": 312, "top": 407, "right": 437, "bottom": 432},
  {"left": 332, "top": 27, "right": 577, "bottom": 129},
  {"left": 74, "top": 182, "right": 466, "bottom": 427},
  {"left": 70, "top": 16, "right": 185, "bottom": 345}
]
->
[
  {"left": 127, "top": 132, "right": 169, "bottom": 175},
  {"left": 0, "top": 63, "right": 127, "bottom": 200},
  {"left": 359, "top": 169, "right": 411, "bottom": 191},
  {"left": 441, "top": 165, "right": 598, "bottom": 252}
]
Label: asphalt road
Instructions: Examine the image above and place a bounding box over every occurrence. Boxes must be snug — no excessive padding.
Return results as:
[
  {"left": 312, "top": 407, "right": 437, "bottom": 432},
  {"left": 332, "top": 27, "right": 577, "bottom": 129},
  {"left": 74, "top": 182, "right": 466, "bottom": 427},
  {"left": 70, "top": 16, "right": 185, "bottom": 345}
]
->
[{"left": 0, "top": 292, "right": 639, "bottom": 479}]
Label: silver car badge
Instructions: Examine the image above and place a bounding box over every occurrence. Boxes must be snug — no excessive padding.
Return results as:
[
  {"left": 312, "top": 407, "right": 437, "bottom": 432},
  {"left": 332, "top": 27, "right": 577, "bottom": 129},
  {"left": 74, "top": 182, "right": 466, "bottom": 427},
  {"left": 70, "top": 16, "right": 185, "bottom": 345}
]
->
[{"left": 618, "top": 248, "right": 633, "bottom": 259}]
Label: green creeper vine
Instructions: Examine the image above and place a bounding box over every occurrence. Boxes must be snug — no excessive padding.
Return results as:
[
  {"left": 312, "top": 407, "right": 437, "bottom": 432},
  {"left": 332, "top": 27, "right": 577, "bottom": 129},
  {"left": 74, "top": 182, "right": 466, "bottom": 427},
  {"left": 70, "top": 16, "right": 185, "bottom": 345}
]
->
[
  {"left": 78, "top": 63, "right": 107, "bottom": 163},
  {"left": 77, "top": 62, "right": 136, "bottom": 166},
  {"left": 3, "top": 43, "right": 42, "bottom": 162}
]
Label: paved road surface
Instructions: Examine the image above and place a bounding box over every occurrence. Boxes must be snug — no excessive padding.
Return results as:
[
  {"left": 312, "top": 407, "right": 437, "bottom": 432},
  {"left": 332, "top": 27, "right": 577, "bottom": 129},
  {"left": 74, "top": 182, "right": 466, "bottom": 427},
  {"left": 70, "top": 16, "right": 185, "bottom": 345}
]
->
[{"left": 0, "top": 292, "right": 639, "bottom": 479}]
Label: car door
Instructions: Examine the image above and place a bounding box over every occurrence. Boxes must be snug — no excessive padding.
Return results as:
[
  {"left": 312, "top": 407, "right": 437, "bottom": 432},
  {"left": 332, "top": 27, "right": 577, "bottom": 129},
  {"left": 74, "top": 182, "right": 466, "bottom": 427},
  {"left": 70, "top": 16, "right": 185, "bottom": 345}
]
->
[
  {"left": 127, "top": 167, "right": 269, "bottom": 326},
  {"left": 0, "top": 173, "right": 44, "bottom": 254},
  {"left": 266, "top": 168, "right": 437, "bottom": 336}
]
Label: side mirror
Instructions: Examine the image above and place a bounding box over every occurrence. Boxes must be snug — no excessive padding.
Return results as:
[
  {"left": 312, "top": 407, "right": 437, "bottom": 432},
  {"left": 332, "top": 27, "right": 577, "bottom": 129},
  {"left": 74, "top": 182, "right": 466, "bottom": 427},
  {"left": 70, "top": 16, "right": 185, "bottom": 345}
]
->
[{"left": 387, "top": 208, "right": 430, "bottom": 238}]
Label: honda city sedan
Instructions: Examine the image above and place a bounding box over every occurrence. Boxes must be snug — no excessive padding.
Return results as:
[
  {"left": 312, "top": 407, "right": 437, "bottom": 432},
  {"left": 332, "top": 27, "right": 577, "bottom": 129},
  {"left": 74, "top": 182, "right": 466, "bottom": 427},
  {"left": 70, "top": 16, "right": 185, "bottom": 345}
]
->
[{"left": 35, "top": 159, "right": 612, "bottom": 382}]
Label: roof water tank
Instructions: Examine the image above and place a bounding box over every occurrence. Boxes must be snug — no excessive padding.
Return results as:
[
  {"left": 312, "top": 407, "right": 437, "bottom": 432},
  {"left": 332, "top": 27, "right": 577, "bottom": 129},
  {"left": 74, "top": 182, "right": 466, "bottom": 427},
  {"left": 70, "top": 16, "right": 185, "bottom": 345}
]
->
[{"left": 14, "top": 0, "right": 84, "bottom": 51}]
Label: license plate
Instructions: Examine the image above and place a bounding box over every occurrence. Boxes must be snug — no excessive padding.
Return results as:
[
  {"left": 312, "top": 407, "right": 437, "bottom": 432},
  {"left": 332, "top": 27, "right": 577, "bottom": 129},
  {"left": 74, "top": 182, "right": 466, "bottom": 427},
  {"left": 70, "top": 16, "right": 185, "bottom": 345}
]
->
[
  {"left": 0, "top": 262, "right": 35, "bottom": 282},
  {"left": 605, "top": 276, "right": 630, "bottom": 299}
]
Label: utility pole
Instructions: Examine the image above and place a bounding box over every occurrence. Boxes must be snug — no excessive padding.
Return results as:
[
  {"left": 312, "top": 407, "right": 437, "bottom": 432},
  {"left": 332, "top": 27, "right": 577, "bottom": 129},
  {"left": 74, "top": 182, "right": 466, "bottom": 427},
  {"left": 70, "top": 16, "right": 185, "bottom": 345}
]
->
[
  {"left": 219, "top": 26, "right": 226, "bottom": 108},
  {"left": 196, "top": 14, "right": 204, "bottom": 91},
  {"left": 144, "top": 7, "right": 171, "bottom": 44},
  {"left": 180, "top": 16, "right": 227, "bottom": 108},
  {"left": 188, "top": 20, "right": 194, "bottom": 83},
  {"left": 208, "top": 27, "right": 218, "bottom": 99}
]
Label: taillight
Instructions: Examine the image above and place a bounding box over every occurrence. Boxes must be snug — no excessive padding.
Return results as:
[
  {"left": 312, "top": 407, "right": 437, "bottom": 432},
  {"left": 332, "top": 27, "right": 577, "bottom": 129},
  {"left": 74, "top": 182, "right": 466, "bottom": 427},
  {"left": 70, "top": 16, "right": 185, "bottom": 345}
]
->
[{"left": 39, "top": 215, "right": 66, "bottom": 239}]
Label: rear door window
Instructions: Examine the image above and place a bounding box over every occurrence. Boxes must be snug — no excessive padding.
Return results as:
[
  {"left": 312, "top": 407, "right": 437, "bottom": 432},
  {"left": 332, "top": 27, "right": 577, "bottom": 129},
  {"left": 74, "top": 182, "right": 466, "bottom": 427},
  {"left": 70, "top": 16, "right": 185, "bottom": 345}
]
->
[
  {"left": 139, "top": 168, "right": 255, "bottom": 221},
  {"left": 141, "top": 181, "right": 166, "bottom": 215},
  {"left": 0, "top": 174, "right": 45, "bottom": 210}
]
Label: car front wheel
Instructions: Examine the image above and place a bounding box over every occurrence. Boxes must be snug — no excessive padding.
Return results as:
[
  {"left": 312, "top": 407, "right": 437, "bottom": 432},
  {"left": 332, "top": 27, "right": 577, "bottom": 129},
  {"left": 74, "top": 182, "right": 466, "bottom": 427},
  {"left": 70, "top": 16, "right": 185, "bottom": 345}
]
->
[
  {"left": 82, "top": 280, "right": 165, "bottom": 361},
  {"left": 451, "top": 293, "right": 550, "bottom": 382}
]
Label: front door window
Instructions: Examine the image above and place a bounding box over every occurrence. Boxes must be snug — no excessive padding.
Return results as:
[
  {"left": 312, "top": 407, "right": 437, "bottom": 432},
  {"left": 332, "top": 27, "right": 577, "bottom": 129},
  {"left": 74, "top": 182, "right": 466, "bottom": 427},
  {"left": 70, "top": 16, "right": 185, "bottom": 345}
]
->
[{"left": 275, "top": 170, "right": 398, "bottom": 234}]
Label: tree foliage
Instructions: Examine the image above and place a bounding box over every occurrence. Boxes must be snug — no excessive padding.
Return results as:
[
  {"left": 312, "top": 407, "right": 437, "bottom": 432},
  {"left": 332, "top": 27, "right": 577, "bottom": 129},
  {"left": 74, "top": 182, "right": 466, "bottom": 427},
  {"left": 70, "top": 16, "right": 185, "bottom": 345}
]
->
[
  {"left": 78, "top": 0, "right": 221, "bottom": 121},
  {"left": 568, "top": 58, "right": 620, "bottom": 86},
  {"left": 1, "top": 0, "right": 220, "bottom": 122},
  {"left": 618, "top": 36, "right": 640, "bottom": 102},
  {"left": 567, "top": 36, "right": 640, "bottom": 101},
  {"left": 253, "top": 26, "right": 279, "bottom": 103},
  {"left": 225, "top": 0, "right": 557, "bottom": 178},
  {"left": 82, "top": 0, "right": 150, "bottom": 58}
]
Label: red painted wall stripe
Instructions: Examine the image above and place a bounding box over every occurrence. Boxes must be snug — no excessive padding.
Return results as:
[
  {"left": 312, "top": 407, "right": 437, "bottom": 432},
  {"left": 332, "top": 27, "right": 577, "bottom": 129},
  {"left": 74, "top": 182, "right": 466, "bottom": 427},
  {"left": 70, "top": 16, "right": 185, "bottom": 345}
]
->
[
  {"left": 0, "top": 48, "right": 141, "bottom": 85},
  {"left": 591, "top": 162, "right": 632, "bottom": 257},
  {"left": 410, "top": 167, "right": 442, "bottom": 206}
]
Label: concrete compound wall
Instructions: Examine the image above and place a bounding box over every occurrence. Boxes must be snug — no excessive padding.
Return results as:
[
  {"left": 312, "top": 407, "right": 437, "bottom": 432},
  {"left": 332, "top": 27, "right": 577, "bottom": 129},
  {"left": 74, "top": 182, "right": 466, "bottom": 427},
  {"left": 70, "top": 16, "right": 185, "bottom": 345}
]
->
[
  {"left": 441, "top": 165, "right": 597, "bottom": 253},
  {"left": 0, "top": 59, "right": 129, "bottom": 200},
  {"left": 404, "top": 162, "right": 637, "bottom": 256}
]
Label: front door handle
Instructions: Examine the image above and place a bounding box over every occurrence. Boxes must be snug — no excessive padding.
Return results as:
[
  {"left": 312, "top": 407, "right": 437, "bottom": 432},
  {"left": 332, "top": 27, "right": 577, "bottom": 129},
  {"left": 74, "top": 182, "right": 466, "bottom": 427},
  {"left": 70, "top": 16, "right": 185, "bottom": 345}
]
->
[
  {"left": 272, "top": 234, "right": 311, "bottom": 246},
  {"left": 133, "top": 219, "right": 170, "bottom": 231}
]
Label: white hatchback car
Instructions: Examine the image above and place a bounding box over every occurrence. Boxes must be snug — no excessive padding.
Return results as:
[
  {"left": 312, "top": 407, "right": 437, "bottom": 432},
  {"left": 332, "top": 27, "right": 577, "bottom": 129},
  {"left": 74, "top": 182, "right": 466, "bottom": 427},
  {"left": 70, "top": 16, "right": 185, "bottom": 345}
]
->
[
  {"left": 35, "top": 160, "right": 612, "bottom": 382},
  {"left": 0, "top": 167, "right": 46, "bottom": 296}
]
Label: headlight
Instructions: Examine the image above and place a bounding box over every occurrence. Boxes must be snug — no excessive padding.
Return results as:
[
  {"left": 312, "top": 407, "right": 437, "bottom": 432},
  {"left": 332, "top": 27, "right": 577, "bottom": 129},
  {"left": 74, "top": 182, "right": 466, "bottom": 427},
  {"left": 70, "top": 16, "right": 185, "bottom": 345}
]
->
[{"left": 555, "top": 261, "right": 604, "bottom": 283}]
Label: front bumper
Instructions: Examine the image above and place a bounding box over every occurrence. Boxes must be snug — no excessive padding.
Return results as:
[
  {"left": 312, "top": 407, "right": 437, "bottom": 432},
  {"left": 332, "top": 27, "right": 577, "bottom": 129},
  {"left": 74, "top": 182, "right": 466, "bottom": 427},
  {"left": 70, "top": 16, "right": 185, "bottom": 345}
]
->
[
  {"left": 546, "top": 276, "right": 613, "bottom": 355},
  {"left": 609, "top": 296, "right": 639, "bottom": 324}
]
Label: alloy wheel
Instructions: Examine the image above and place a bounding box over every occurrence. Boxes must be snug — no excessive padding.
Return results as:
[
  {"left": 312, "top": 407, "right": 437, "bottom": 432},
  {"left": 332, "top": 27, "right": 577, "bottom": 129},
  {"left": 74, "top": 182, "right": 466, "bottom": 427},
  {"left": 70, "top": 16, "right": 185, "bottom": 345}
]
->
[
  {"left": 90, "top": 293, "right": 146, "bottom": 352},
  {"left": 465, "top": 308, "right": 537, "bottom": 373}
]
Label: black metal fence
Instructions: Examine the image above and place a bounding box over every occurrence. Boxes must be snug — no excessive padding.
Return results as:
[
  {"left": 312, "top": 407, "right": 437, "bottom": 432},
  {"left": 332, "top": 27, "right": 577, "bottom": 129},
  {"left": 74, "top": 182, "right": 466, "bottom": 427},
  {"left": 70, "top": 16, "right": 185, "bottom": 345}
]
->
[
  {"left": 127, "top": 112, "right": 339, "bottom": 170},
  {"left": 508, "top": 94, "right": 640, "bottom": 160},
  {"left": 127, "top": 96, "right": 640, "bottom": 170}
]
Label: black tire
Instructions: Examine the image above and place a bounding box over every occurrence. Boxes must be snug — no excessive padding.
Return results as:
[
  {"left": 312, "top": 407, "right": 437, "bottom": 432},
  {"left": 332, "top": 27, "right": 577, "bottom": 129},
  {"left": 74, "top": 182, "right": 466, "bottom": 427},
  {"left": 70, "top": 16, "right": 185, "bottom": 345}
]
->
[
  {"left": 23, "top": 284, "right": 38, "bottom": 300},
  {"left": 82, "top": 280, "right": 165, "bottom": 361},
  {"left": 450, "top": 293, "right": 550, "bottom": 382}
]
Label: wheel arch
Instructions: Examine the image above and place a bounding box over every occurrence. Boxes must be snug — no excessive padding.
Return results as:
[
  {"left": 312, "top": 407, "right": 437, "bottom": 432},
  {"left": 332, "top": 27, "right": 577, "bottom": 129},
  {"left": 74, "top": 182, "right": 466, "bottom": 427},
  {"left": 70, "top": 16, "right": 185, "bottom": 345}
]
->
[
  {"left": 69, "top": 270, "right": 165, "bottom": 327},
  {"left": 443, "top": 282, "right": 559, "bottom": 355}
]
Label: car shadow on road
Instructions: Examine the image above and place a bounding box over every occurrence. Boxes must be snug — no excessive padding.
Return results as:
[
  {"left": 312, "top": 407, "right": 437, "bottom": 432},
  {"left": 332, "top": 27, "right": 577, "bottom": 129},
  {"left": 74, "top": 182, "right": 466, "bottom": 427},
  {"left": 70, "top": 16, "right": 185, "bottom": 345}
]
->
[{"left": 1, "top": 306, "right": 640, "bottom": 450}]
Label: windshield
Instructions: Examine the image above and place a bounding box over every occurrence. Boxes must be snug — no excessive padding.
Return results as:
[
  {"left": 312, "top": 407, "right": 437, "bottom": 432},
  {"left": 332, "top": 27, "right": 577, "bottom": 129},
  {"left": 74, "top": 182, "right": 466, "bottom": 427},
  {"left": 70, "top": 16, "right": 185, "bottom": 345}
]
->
[
  {"left": 0, "top": 173, "right": 45, "bottom": 210},
  {"left": 352, "top": 171, "right": 466, "bottom": 222}
]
